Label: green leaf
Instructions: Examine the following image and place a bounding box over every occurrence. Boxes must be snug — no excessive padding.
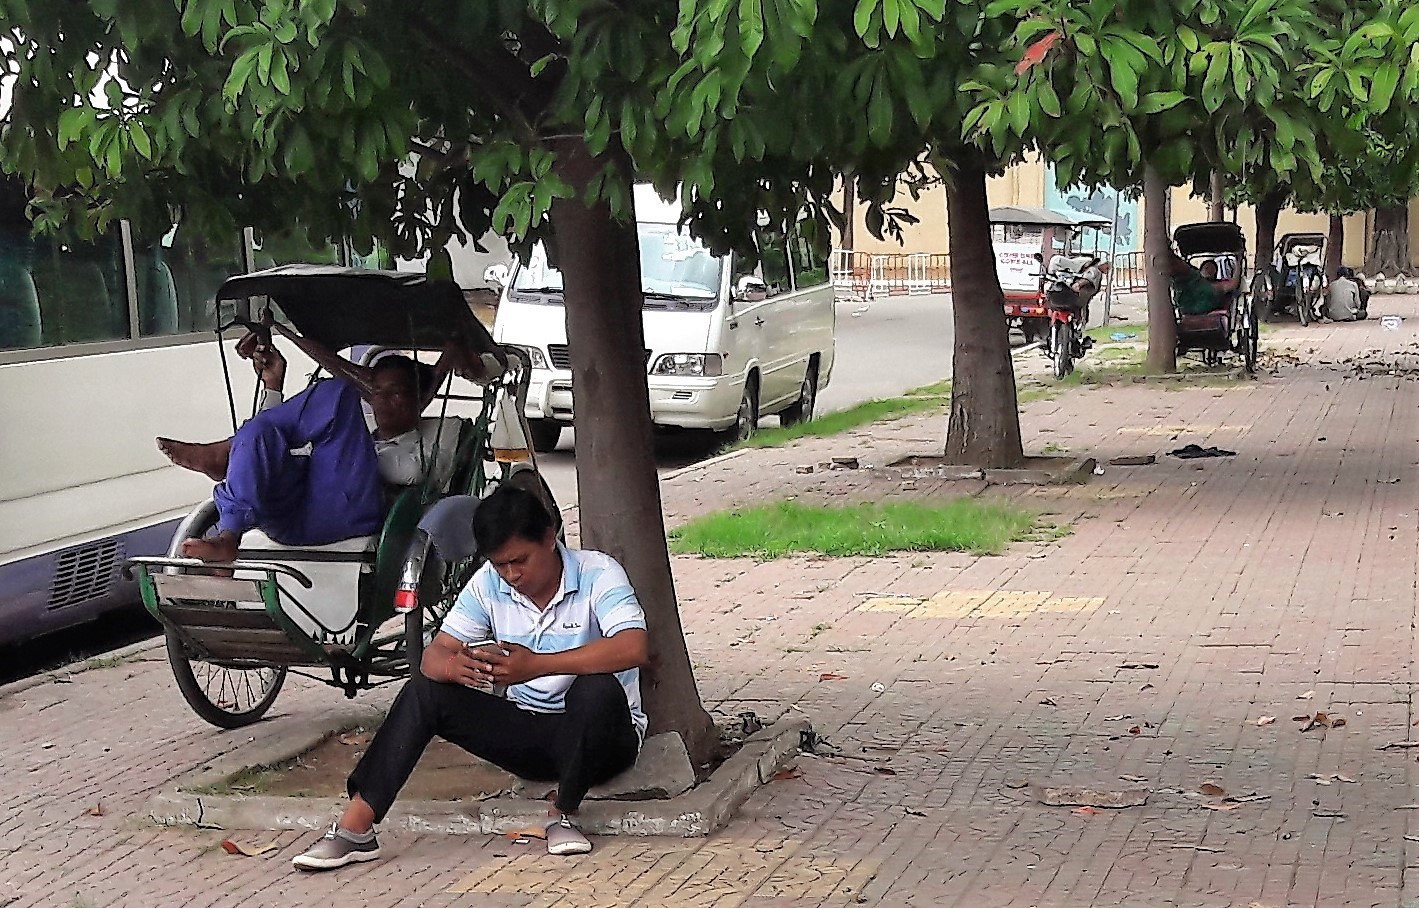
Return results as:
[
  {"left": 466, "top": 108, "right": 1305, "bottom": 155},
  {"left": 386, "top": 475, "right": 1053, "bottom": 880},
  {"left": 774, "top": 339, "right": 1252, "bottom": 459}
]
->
[
  {"left": 129, "top": 122, "right": 152, "bottom": 159},
  {"left": 1137, "top": 91, "right": 1185, "bottom": 114},
  {"left": 1202, "top": 48, "right": 1228, "bottom": 113},
  {"left": 223, "top": 50, "right": 260, "bottom": 104},
  {"left": 739, "top": 0, "right": 764, "bottom": 56},
  {"left": 1370, "top": 61, "right": 1400, "bottom": 112},
  {"left": 1038, "top": 81, "right": 1061, "bottom": 118},
  {"left": 1108, "top": 56, "right": 1140, "bottom": 109},
  {"left": 853, "top": 0, "right": 877, "bottom": 40}
]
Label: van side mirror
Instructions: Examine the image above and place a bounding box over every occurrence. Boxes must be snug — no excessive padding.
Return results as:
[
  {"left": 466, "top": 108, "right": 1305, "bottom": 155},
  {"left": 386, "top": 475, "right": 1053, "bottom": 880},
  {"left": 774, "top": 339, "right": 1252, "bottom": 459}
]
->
[
  {"left": 733, "top": 275, "right": 768, "bottom": 303},
  {"left": 483, "top": 263, "right": 510, "bottom": 290}
]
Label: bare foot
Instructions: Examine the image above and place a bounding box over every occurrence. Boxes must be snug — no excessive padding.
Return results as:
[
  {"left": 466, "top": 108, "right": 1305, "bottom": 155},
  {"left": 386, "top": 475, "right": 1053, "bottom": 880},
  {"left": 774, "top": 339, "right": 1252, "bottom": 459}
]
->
[
  {"left": 181, "top": 532, "right": 240, "bottom": 564},
  {"left": 157, "top": 437, "right": 231, "bottom": 481}
]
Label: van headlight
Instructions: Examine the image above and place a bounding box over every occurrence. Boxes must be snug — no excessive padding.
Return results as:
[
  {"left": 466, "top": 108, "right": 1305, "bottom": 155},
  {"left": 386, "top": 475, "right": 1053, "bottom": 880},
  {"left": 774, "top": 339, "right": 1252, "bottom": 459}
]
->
[
  {"left": 509, "top": 345, "right": 548, "bottom": 369},
  {"left": 651, "top": 353, "right": 723, "bottom": 377}
]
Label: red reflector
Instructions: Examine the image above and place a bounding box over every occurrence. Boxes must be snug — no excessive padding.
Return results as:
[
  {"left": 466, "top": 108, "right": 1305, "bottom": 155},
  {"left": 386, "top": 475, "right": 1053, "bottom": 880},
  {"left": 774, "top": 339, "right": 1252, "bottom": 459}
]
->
[{"left": 394, "top": 589, "right": 418, "bottom": 613}]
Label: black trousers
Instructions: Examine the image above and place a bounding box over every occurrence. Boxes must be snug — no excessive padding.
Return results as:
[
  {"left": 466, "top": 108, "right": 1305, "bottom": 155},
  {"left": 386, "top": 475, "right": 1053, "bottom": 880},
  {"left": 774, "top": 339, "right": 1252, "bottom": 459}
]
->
[{"left": 348, "top": 673, "right": 640, "bottom": 818}]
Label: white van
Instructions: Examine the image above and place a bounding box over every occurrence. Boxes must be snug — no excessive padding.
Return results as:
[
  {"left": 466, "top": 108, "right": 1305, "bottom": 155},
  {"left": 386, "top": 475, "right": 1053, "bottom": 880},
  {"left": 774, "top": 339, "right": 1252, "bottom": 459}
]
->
[{"left": 488, "top": 185, "right": 836, "bottom": 452}]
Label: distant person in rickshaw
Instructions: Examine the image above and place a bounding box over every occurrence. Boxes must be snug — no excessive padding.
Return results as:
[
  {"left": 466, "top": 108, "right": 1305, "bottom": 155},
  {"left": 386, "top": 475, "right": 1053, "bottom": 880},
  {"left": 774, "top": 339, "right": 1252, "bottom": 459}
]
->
[
  {"left": 292, "top": 483, "right": 648, "bottom": 868},
  {"left": 1170, "top": 251, "right": 1238, "bottom": 316},
  {"left": 1325, "top": 266, "right": 1369, "bottom": 322},
  {"left": 156, "top": 315, "right": 480, "bottom": 563}
]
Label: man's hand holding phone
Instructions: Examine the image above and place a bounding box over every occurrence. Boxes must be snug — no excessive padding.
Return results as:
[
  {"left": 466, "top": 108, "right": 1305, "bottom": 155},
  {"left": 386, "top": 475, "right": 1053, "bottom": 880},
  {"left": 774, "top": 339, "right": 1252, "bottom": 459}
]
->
[{"left": 451, "top": 639, "right": 507, "bottom": 691}]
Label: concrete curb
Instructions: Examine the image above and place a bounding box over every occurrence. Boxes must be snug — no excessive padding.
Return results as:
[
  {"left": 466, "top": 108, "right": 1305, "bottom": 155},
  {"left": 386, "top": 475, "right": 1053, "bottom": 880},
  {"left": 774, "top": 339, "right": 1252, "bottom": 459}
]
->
[
  {"left": 147, "top": 710, "right": 811, "bottom": 838},
  {"left": 0, "top": 635, "right": 165, "bottom": 702}
]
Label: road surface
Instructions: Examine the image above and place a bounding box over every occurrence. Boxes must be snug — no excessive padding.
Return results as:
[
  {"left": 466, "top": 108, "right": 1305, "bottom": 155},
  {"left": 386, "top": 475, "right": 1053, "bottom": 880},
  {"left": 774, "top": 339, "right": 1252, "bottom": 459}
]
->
[{"left": 535, "top": 291, "right": 954, "bottom": 509}]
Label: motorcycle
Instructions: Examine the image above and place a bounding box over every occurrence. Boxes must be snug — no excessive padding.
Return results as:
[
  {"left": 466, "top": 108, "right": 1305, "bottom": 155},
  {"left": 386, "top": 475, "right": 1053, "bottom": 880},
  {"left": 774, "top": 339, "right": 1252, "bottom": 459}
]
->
[{"left": 1039, "top": 262, "right": 1098, "bottom": 379}]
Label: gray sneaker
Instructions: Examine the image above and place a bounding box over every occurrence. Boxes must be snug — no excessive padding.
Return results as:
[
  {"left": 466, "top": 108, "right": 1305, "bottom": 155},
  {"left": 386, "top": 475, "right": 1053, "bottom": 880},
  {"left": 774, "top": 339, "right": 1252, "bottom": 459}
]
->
[
  {"left": 545, "top": 815, "right": 592, "bottom": 856},
  {"left": 292, "top": 823, "right": 381, "bottom": 871}
]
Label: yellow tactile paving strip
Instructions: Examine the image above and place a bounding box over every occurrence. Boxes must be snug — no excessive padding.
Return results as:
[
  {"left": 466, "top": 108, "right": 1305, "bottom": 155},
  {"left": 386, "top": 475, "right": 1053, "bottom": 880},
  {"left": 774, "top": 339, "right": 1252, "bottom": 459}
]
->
[{"left": 858, "top": 589, "right": 1105, "bottom": 619}]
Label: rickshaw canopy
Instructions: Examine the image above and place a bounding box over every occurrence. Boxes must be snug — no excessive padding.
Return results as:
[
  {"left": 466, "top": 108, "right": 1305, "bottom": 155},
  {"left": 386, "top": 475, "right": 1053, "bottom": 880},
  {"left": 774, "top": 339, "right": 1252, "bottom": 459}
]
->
[
  {"left": 1277, "top": 232, "right": 1326, "bottom": 252},
  {"left": 216, "top": 264, "right": 501, "bottom": 355},
  {"left": 1174, "top": 222, "right": 1246, "bottom": 257},
  {"left": 988, "top": 206, "right": 1082, "bottom": 228}
]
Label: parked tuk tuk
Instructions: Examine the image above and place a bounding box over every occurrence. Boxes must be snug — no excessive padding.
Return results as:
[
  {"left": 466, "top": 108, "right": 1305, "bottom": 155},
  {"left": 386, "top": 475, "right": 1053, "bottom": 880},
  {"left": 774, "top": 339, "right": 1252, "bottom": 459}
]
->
[{"left": 990, "top": 206, "right": 1108, "bottom": 345}]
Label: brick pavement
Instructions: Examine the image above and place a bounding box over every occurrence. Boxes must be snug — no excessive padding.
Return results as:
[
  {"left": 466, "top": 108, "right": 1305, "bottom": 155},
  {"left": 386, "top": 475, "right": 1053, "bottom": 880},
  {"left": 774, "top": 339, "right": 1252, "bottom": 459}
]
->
[{"left": 4, "top": 299, "right": 1419, "bottom": 907}]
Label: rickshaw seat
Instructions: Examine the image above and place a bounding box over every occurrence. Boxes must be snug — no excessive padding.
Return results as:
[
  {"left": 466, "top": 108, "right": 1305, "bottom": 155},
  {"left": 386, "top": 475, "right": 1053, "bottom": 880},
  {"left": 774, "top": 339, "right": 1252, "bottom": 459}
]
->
[{"left": 237, "top": 530, "right": 377, "bottom": 645}]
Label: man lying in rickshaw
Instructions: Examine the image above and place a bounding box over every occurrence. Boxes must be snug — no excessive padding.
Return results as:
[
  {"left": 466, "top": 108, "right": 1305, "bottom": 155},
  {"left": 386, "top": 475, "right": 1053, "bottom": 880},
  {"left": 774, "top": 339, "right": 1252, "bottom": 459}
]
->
[
  {"left": 157, "top": 314, "right": 482, "bottom": 563},
  {"left": 1169, "top": 250, "right": 1238, "bottom": 316}
]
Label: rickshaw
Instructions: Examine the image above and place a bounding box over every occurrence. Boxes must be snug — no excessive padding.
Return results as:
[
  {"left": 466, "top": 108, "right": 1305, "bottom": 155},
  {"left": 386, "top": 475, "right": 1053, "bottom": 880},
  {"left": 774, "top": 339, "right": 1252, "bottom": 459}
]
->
[
  {"left": 990, "top": 206, "right": 1109, "bottom": 346},
  {"left": 126, "top": 265, "right": 558, "bottom": 728},
  {"left": 1172, "top": 223, "right": 1258, "bottom": 374},
  {"left": 1259, "top": 232, "right": 1326, "bottom": 325}
]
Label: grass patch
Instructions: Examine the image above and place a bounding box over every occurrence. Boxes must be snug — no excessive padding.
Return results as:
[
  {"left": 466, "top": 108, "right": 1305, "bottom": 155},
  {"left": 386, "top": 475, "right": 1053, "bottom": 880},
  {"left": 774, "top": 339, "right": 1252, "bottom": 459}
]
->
[
  {"left": 187, "top": 760, "right": 294, "bottom": 796},
  {"left": 669, "top": 499, "right": 1043, "bottom": 559},
  {"left": 1087, "top": 322, "right": 1148, "bottom": 343},
  {"left": 734, "top": 380, "right": 950, "bottom": 450}
]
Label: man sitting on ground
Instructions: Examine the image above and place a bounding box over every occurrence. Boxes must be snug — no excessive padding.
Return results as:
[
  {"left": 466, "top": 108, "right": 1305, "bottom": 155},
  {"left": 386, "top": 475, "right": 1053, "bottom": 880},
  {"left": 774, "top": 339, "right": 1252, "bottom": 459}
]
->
[
  {"left": 292, "top": 484, "right": 648, "bottom": 869},
  {"left": 1325, "top": 267, "right": 1369, "bottom": 322},
  {"left": 157, "top": 314, "right": 479, "bottom": 561}
]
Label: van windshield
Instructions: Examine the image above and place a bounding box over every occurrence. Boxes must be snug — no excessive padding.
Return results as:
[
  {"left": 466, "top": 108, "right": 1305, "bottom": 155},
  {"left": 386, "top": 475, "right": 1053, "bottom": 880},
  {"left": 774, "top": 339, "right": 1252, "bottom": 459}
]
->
[{"left": 511, "top": 222, "right": 722, "bottom": 310}]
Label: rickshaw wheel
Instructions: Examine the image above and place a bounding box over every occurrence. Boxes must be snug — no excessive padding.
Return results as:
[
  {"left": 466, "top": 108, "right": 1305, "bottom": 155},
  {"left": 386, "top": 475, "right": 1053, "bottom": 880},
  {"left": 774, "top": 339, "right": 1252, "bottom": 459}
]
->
[
  {"left": 164, "top": 509, "right": 286, "bottom": 728},
  {"left": 166, "top": 630, "right": 287, "bottom": 729},
  {"left": 1240, "top": 298, "right": 1259, "bottom": 374}
]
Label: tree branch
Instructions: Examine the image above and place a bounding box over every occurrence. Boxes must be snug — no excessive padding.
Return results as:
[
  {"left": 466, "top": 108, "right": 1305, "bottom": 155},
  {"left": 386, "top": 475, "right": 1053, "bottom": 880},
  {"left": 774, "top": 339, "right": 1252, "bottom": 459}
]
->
[{"left": 406, "top": 15, "right": 540, "bottom": 142}]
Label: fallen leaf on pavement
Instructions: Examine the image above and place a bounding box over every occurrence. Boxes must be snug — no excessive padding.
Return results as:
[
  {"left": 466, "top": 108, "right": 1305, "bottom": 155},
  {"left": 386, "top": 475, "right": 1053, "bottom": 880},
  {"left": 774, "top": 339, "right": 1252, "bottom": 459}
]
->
[
  {"left": 1120, "top": 774, "right": 1148, "bottom": 783},
  {"left": 1072, "top": 806, "right": 1102, "bottom": 816},
  {"left": 504, "top": 826, "right": 547, "bottom": 840},
  {"left": 1201, "top": 803, "right": 1239, "bottom": 811},
  {"left": 1105, "top": 715, "right": 1128, "bottom": 721},
  {"left": 338, "top": 731, "right": 372, "bottom": 746},
  {"left": 1004, "top": 779, "right": 1030, "bottom": 790},
  {"left": 818, "top": 673, "right": 848, "bottom": 682},
  {"left": 1332, "top": 718, "right": 1348, "bottom": 728},
  {"left": 1120, "top": 663, "right": 1160, "bottom": 670},
  {"left": 1292, "top": 715, "right": 1312, "bottom": 722},
  {"left": 1396, "top": 804, "right": 1419, "bottom": 810},
  {"left": 221, "top": 840, "right": 279, "bottom": 857},
  {"left": 1302, "top": 712, "right": 1333, "bottom": 733},
  {"left": 872, "top": 766, "right": 898, "bottom": 776},
  {"left": 1128, "top": 726, "right": 1142, "bottom": 735},
  {"left": 1257, "top": 716, "right": 1277, "bottom": 726},
  {"left": 1378, "top": 741, "right": 1419, "bottom": 750},
  {"left": 1200, "top": 783, "right": 1226, "bottom": 797},
  {"left": 772, "top": 767, "right": 804, "bottom": 782},
  {"left": 82, "top": 803, "right": 104, "bottom": 817},
  {"left": 1298, "top": 690, "right": 1316, "bottom": 700},
  {"left": 1040, "top": 697, "right": 1058, "bottom": 707}
]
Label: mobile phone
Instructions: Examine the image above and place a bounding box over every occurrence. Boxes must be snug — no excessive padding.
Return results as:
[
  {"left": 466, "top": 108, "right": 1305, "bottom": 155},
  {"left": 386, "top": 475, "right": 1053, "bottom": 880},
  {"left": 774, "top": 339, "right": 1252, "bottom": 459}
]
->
[{"left": 461, "top": 639, "right": 509, "bottom": 697}]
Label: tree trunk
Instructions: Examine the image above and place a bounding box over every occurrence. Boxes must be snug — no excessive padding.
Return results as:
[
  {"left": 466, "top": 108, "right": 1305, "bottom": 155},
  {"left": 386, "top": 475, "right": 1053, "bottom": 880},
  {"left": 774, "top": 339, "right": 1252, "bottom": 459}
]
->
[
  {"left": 1143, "top": 165, "right": 1176, "bottom": 374},
  {"left": 1366, "top": 204, "right": 1410, "bottom": 276},
  {"left": 943, "top": 152, "right": 1023, "bottom": 468},
  {"left": 548, "top": 137, "right": 717, "bottom": 766},
  {"left": 1324, "top": 213, "right": 1344, "bottom": 278},
  {"left": 1252, "top": 190, "right": 1285, "bottom": 275},
  {"left": 841, "top": 174, "right": 856, "bottom": 250},
  {"left": 1207, "top": 172, "right": 1225, "bottom": 222}
]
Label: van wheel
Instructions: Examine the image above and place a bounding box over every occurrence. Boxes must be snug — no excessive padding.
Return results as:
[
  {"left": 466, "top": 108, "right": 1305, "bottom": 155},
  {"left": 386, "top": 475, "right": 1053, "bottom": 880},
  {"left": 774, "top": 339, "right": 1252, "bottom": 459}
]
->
[
  {"left": 718, "top": 377, "right": 759, "bottom": 445},
  {"left": 780, "top": 364, "right": 817, "bottom": 426},
  {"left": 528, "top": 420, "right": 562, "bottom": 454}
]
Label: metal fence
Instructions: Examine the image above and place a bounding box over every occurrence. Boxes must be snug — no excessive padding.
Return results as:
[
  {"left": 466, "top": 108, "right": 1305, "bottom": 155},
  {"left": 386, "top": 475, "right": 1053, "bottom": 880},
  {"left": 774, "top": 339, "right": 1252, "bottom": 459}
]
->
[
  {"left": 1112, "top": 251, "right": 1148, "bottom": 292},
  {"left": 830, "top": 250, "right": 952, "bottom": 301}
]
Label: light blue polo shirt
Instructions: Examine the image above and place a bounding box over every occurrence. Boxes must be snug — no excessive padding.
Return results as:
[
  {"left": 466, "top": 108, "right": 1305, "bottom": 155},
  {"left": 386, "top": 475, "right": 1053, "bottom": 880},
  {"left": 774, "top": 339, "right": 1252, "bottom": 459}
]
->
[{"left": 441, "top": 545, "right": 647, "bottom": 744}]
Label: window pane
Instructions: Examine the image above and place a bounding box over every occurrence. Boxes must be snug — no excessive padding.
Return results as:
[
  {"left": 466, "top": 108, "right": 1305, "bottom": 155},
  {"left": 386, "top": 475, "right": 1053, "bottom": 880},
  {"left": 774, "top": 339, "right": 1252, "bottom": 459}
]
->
[
  {"left": 28, "top": 230, "right": 129, "bottom": 347},
  {"left": 790, "top": 234, "right": 828, "bottom": 289},
  {"left": 757, "top": 229, "right": 791, "bottom": 298},
  {"left": 251, "top": 228, "right": 343, "bottom": 269},
  {"left": 134, "top": 227, "right": 244, "bottom": 336},
  {"left": 0, "top": 182, "right": 129, "bottom": 350}
]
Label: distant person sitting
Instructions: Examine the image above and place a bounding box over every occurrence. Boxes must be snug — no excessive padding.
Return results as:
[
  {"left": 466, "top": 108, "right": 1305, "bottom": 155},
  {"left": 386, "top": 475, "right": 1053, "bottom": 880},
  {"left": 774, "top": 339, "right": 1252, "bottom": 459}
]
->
[
  {"left": 156, "top": 314, "right": 480, "bottom": 562},
  {"left": 1325, "top": 267, "right": 1369, "bottom": 322},
  {"left": 1170, "top": 252, "right": 1238, "bottom": 316}
]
